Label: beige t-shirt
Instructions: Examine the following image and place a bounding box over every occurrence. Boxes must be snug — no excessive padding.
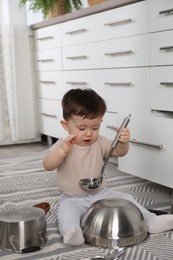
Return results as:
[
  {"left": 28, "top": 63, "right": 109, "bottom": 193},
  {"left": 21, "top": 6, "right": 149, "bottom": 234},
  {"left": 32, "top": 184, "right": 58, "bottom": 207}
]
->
[{"left": 51, "top": 135, "right": 113, "bottom": 195}]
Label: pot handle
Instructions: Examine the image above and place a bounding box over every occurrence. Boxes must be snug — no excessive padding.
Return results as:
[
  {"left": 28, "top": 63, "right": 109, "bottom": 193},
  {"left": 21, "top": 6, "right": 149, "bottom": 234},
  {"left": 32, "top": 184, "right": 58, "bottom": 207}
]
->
[{"left": 9, "top": 232, "right": 46, "bottom": 254}]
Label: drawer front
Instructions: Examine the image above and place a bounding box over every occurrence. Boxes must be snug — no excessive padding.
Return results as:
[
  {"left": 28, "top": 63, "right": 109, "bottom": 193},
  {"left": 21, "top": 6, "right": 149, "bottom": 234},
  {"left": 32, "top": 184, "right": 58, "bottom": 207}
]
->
[
  {"left": 61, "top": 68, "right": 150, "bottom": 114},
  {"left": 150, "top": 66, "right": 173, "bottom": 112},
  {"left": 119, "top": 114, "right": 173, "bottom": 188},
  {"left": 62, "top": 34, "right": 149, "bottom": 70},
  {"left": 149, "top": 0, "right": 173, "bottom": 32},
  {"left": 62, "top": 1, "right": 148, "bottom": 46},
  {"left": 36, "top": 49, "right": 62, "bottom": 71},
  {"left": 37, "top": 71, "right": 69, "bottom": 100},
  {"left": 100, "top": 112, "right": 118, "bottom": 140},
  {"left": 38, "top": 99, "right": 65, "bottom": 138},
  {"left": 150, "top": 30, "right": 173, "bottom": 66},
  {"left": 34, "top": 24, "right": 62, "bottom": 50}
]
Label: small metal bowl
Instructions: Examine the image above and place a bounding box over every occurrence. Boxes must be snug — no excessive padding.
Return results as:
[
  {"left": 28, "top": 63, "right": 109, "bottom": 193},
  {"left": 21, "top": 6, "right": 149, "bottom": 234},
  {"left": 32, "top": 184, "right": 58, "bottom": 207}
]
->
[{"left": 81, "top": 198, "right": 148, "bottom": 248}]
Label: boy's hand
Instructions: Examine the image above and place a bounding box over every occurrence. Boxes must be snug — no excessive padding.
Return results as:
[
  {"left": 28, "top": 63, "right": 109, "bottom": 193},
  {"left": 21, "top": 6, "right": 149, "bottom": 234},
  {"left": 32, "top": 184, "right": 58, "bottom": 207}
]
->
[
  {"left": 116, "top": 128, "right": 130, "bottom": 144},
  {"left": 60, "top": 134, "right": 77, "bottom": 154}
]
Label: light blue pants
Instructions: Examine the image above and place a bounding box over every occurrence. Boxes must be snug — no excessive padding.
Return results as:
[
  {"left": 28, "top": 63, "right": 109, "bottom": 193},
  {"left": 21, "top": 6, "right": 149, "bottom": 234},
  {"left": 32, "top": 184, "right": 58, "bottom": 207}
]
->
[{"left": 57, "top": 187, "right": 156, "bottom": 236}]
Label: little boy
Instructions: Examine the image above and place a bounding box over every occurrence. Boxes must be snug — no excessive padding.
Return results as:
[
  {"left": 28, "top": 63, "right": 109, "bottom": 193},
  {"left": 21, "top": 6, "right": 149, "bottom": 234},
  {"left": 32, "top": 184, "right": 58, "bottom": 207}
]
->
[{"left": 43, "top": 88, "right": 173, "bottom": 246}]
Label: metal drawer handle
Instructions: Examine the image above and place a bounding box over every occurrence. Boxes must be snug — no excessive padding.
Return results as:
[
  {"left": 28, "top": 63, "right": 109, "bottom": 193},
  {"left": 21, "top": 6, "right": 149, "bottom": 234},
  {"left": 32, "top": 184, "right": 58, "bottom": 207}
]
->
[
  {"left": 160, "top": 82, "right": 173, "bottom": 86},
  {"left": 37, "top": 36, "right": 54, "bottom": 41},
  {"left": 65, "top": 28, "right": 87, "bottom": 35},
  {"left": 130, "top": 139, "right": 163, "bottom": 149},
  {"left": 104, "top": 82, "right": 132, "bottom": 86},
  {"left": 66, "top": 55, "right": 88, "bottom": 60},
  {"left": 41, "top": 113, "right": 57, "bottom": 118},
  {"left": 39, "top": 81, "right": 56, "bottom": 84},
  {"left": 159, "top": 8, "right": 173, "bottom": 15},
  {"left": 66, "top": 81, "right": 87, "bottom": 85},
  {"left": 37, "top": 59, "right": 54, "bottom": 62},
  {"left": 106, "top": 125, "right": 116, "bottom": 130},
  {"left": 104, "top": 18, "right": 132, "bottom": 26},
  {"left": 105, "top": 50, "right": 133, "bottom": 56},
  {"left": 160, "top": 46, "right": 173, "bottom": 51}
]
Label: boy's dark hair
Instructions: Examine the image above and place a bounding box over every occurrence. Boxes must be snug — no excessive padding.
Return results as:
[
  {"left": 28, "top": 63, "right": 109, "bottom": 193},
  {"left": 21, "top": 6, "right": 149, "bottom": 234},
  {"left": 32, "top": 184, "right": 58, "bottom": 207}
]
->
[{"left": 62, "top": 88, "right": 107, "bottom": 120}]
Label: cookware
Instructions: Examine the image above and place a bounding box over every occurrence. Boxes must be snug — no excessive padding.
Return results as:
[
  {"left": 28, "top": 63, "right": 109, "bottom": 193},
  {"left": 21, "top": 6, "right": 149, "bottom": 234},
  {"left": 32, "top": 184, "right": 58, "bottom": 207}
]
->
[
  {"left": 0, "top": 206, "right": 47, "bottom": 253},
  {"left": 81, "top": 198, "right": 148, "bottom": 248},
  {"left": 79, "top": 114, "right": 131, "bottom": 191}
]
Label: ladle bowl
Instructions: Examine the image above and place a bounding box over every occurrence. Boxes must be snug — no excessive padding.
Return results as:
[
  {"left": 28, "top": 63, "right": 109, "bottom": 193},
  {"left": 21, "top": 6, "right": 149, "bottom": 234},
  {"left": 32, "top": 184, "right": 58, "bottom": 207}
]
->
[
  {"left": 79, "top": 114, "right": 131, "bottom": 191},
  {"left": 79, "top": 177, "right": 103, "bottom": 191}
]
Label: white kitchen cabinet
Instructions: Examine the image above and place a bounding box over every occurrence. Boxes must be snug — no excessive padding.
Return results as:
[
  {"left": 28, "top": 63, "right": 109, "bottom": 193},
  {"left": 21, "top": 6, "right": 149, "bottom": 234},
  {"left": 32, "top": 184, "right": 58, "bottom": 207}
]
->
[
  {"left": 33, "top": 0, "right": 173, "bottom": 187},
  {"left": 149, "top": 0, "right": 173, "bottom": 33},
  {"left": 150, "top": 67, "right": 173, "bottom": 112},
  {"left": 119, "top": 114, "right": 173, "bottom": 188},
  {"left": 38, "top": 99, "right": 65, "bottom": 138},
  {"left": 34, "top": 24, "right": 62, "bottom": 50},
  {"left": 62, "top": 34, "right": 149, "bottom": 70},
  {"left": 62, "top": 1, "right": 148, "bottom": 46},
  {"left": 150, "top": 30, "right": 173, "bottom": 66}
]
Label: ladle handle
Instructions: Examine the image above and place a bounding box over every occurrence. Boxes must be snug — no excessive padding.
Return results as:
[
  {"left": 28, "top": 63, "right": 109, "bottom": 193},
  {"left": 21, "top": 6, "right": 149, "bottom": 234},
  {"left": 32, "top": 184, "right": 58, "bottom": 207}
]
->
[
  {"left": 111, "top": 114, "right": 131, "bottom": 149},
  {"left": 100, "top": 114, "right": 131, "bottom": 176}
]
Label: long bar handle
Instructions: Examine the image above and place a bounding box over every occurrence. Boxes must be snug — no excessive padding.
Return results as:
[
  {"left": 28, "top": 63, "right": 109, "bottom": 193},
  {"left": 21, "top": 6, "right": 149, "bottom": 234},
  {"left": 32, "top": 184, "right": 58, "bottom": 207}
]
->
[
  {"left": 65, "top": 28, "right": 87, "bottom": 35},
  {"left": 104, "top": 82, "right": 132, "bottom": 86},
  {"left": 105, "top": 50, "right": 133, "bottom": 56},
  {"left": 37, "top": 36, "right": 54, "bottom": 41},
  {"left": 159, "top": 8, "right": 173, "bottom": 15},
  {"left": 41, "top": 113, "right": 57, "bottom": 119},
  {"left": 130, "top": 139, "right": 163, "bottom": 149},
  {"left": 66, "top": 55, "right": 88, "bottom": 60},
  {"left": 66, "top": 81, "right": 87, "bottom": 85},
  {"left": 39, "top": 81, "right": 56, "bottom": 84},
  {"left": 160, "top": 46, "right": 173, "bottom": 51},
  {"left": 37, "top": 59, "right": 54, "bottom": 62},
  {"left": 160, "top": 82, "right": 173, "bottom": 86},
  {"left": 104, "top": 18, "right": 132, "bottom": 26}
]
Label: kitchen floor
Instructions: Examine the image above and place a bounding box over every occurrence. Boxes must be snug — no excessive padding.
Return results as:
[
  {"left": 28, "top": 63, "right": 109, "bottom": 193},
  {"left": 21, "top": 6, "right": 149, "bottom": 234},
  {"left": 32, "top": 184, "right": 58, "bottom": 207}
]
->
[{"left": 0, "top": 136, "right": 53, "bottom": 154}]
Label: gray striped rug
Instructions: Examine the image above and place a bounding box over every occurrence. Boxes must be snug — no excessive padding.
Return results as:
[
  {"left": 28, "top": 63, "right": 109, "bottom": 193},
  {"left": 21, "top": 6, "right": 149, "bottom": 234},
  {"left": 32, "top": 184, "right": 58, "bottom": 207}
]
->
[{"left": 0, "top": 151, "right": 173, "bottom": 260}]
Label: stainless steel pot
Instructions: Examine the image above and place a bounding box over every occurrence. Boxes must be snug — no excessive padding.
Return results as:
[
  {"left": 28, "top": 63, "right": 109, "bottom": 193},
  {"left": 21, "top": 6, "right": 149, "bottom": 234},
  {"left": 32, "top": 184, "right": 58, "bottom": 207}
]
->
[
  {"left": 0, "top": 206, "right": 47, "bottom": 253},
  {"left": 81, "top": 198, "right": 148, "bottom": 248}
]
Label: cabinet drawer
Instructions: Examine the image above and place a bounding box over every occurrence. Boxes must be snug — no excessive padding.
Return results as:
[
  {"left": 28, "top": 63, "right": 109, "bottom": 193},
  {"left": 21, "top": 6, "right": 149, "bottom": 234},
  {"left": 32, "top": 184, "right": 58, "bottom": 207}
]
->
[
  {"left": 34, "top": 24, "right": 62, "bottom": 50},
  {"left": 150, "top": 67, "right": 173, "bottom": 112},
  {"left": 150, "top": 30, "right": 173, "bottom": 66},
  {"left": 119, "top": 114, "right": 173, "bottom": 188},
  {"left": 62, "top": 1, "right": 148, "bottom": 46},
  {"left": 38, "top": 99, "right": 65, "bottom": 138},
  {"left": 100, "top": 112, "right": 118, "bottom": 140},
  {"left": 36, "top": 49, "right": 62, "bottom": 71},
  {"left": 62, "top": 68, "right": 150, "bottom": 114},
  {"left": 37, "top": 71, "right": 69, "bottom": 100},
  {"left": 149, "top": 0, "right": 173, "bottom": 32},
  {"left": 62, "top": 34, "right": 149, "bottom": 70}
]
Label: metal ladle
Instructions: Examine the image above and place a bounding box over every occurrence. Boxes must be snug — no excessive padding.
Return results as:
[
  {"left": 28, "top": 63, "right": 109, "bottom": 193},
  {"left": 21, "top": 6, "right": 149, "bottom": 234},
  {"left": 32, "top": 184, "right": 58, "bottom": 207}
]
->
[{"left": 79, "top": 114, "right": 131, "bottom": 191}]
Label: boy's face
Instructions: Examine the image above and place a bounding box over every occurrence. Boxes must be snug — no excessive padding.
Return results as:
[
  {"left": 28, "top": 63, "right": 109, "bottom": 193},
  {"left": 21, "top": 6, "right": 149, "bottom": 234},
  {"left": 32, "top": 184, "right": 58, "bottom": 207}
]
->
[{"left": 61, "top": 115, "right": 103, "bottom": 146}]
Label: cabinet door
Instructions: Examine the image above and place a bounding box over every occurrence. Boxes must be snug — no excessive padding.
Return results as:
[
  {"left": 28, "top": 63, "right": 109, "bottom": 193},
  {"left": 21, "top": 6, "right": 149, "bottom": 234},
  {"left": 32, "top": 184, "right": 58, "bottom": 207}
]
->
[
  {"left": 150, "top": 66, "right": 173, "bottom": 112},
  {"left": 63, "top": 34, "right": 149, "bottom": 70},
  {"left": 118, "top": 114, "right": 173, "bottom": 188},
  {"left": 149, "top": 0, "right": 173, "bottom": 32},
  {"left": 150, "top": 30, "right": 173, "bottom": 66},
  {"left": 34, "top": 24, "right": 62, "bottom": 50}
]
